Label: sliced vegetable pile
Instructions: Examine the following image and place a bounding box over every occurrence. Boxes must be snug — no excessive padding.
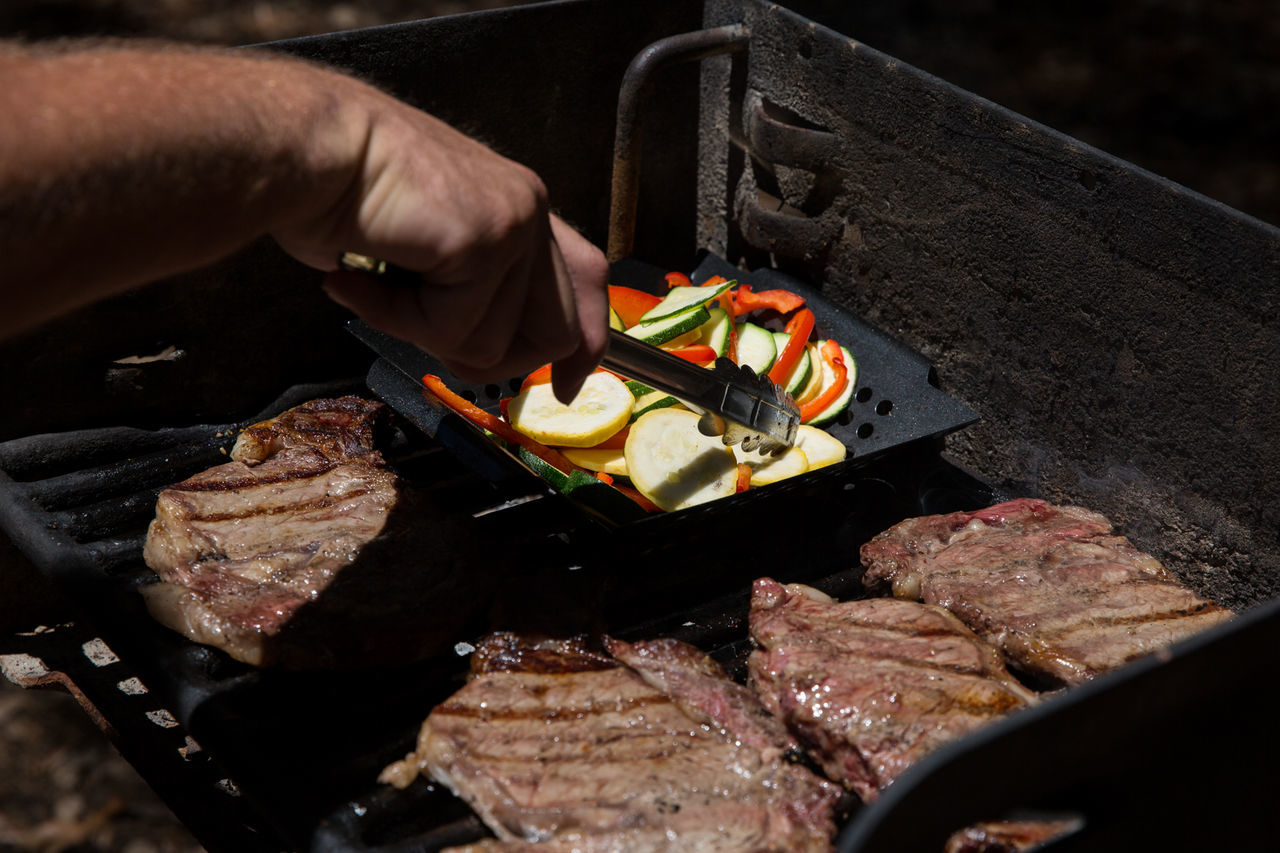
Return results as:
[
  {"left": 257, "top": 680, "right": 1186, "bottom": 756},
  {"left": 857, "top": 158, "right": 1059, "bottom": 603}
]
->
[{"left": 423, "top": 273, "right": 857, "bottom": 517}]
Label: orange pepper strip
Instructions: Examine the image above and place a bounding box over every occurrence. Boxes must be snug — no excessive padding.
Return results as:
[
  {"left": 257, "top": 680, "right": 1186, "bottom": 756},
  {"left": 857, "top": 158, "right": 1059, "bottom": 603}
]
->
[
  {"left": 711, "top": 281, "right": 736, "bottom": 317},
  {"left": 665, "top": 271, "right": 693, "bottom": 289},
  {"left": 798, "top": 340, "right": 849, "bottom": 422},
  {"left": 735, "top": 463, "right": 752, "bottom": 493},
  {"left": 580, "top": 425, "right": 629, "bottom": 451},
  {"left": 768, "top": 308, "right": 815, "bottom": 384},
  {"left": 611, "top": 483, "right": 662, "bottom": 513},
  {"left": 595, "top": 471, "right": 615, "bottom": 486},
  {"left": 422, "top": 374, "right": 581, "bottom": 475},
  {"left": 609, "top": 285, "right": 662, "bottom": 327},
  {"left": 520, "top": 363, "right": 554, "bottom": 390}
]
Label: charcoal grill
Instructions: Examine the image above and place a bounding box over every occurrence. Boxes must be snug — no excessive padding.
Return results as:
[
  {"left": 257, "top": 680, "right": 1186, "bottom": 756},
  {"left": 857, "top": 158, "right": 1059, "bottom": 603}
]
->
[{"left": 3, "top": 1, "right": 1279, "bottom": 851}]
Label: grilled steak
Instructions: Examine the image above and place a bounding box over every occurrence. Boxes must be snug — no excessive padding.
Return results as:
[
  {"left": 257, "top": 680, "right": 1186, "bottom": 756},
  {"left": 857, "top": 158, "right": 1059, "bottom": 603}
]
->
[
  {"left": 747, "top": 578, "right": 1038, "bottom": 803},
  {"left": 380, "top": 632, "right": 840, "bottom": 852},
  {"left": 860, "top": 498, "right": 1235, "bottom": 686},
  {"left": 142, "top": 396, "right": 486, "bottom": 668},
  {"left": 603, "top": 635, "right": 799, "bottom": 758}
]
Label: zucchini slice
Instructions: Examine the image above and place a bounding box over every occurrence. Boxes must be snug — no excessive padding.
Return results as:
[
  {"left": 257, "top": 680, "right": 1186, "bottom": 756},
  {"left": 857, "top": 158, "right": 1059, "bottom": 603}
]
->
[
  {"left": 624, "top": 408, "right": 739, "bottom": 511},
  {"left": 696, "top": 306, "right": 733, "bottom": 357},
  {"left": 734, "top": 321, "right": 777, "bottom": 375},
  {"left": 630, "top": 389, "right": 681, "bottom": 421},
  {"left": 639, "top": 281, "right": 734, "bottom": 323},
  {"left": 517, "top": 446, "right": 569, "bottom": 490},
  {"left": 624, "top": 305, "right": 711, "bottom": 346}
]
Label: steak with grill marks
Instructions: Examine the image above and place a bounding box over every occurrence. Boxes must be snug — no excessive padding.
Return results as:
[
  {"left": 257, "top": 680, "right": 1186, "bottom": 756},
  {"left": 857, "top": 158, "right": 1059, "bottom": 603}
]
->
[
  {"left": 859, "top": 498, "right": 1235, "bottom": 686},
  {"left": 142, "top": 396, "right": 487, "bottom": 668},
  {"left": 747, "top": 578, "right": 1039, "bottom": 803},
  {"left": 379, "top": 632, "right": 841, "bottom": 852},
  {"left": 603, "top": 635, "right": 800, "bottom": 759}
]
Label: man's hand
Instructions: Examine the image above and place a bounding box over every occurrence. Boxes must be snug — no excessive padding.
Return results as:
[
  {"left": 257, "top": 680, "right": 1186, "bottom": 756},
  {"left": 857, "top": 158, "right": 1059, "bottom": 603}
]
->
[{"left": 274, "top": 84, "right": 609, "bottom": 401}]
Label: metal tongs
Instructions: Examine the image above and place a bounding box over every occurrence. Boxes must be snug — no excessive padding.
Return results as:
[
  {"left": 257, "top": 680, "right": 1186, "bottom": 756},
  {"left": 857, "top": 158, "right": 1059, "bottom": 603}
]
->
[
  {"left": 603, "top": 329, "right": 800, "bottom": 454},
  {"left": 338, "top": 252, "right": 800, "bottom": 454}
]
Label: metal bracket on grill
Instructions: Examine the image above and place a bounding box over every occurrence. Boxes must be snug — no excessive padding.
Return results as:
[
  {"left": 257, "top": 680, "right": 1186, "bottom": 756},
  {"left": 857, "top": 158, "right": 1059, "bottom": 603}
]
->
[{"left": 737, "top": 90, "right": 848, "bottom": 261}]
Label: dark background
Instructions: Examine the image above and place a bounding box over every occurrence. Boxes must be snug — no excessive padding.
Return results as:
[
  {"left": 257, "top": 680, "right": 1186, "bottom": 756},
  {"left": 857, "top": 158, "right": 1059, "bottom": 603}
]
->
[{"left": 0, "top": 1, "right": 1274, "bottom": 851}]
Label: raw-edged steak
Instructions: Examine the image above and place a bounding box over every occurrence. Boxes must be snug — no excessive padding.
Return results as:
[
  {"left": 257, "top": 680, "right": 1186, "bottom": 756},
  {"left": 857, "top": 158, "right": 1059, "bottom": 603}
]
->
[
  {"left": 603, "top": 635, "right": 799, "bottom": 759},
  {"left": 380, "top": 632, "right": 841, "bottom": 852},
  {"left": 860, "top": 498, "right": 1234, "bottom": 686},
  {"left": 142, "top": 396, "right": 485, "bottom": 668},
  {"left": 747, "top": 578, "right": 1038, "bottom": 803}
]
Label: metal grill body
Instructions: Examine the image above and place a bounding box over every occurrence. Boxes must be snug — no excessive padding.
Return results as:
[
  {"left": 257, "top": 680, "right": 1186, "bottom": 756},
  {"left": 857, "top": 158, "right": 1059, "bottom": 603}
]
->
[{"left": 1, "top": 2, "right": 1278, "bottom": 851}]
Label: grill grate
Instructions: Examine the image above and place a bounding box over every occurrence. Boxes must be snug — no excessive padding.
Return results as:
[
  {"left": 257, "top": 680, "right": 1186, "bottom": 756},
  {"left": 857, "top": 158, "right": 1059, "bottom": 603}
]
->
[{"left": 0, "top": 359, "right": 1000, "bottom": 851}]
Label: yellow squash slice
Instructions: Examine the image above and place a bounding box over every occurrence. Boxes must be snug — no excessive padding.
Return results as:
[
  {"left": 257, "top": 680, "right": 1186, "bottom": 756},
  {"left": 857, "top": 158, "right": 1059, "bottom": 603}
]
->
[
  {"left": 561, "top": 446, "right": 628, "bottom": 477},
  {"left": 507, "top": 372, "right": 633, "bottom": 448},
  {"left": 624, "top": 408, "right": 738, "bottom": 511},
  {"left": 793, "top": 424, "right": 847, "bottom": 469},
  {"left": 732, "top": 444, "right": 810, "bottom": 486}
]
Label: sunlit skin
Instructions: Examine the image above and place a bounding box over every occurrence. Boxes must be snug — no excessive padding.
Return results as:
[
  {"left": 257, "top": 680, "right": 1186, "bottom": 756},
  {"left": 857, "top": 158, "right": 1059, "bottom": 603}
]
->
[{"left": 0, "top": 41, "right": 608, "bottom": 403}]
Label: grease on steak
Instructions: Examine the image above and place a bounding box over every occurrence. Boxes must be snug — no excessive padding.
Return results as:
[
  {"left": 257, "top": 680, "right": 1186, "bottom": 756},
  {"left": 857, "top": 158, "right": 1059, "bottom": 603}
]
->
[
  {"left": 381, "top": 633, "right": 840, "bottom": 852},
  {"left": 747, "top": 578, "right": 1038, "bottom": 803},
  {"left": 860, "top": 498, "right": 1234, "bottom": 686},
  {"left": 142, "top": 396, "right": 483, "bottom": 668}
]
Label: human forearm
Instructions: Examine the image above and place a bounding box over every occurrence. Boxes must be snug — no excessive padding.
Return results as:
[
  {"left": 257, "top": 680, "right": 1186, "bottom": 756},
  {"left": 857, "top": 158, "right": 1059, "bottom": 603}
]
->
[
  {"left": 0, "top": 40, "right": 609, "bottom": 397},
  {"left": 0, "top": 41, "right": 367, "bottom": 333}
]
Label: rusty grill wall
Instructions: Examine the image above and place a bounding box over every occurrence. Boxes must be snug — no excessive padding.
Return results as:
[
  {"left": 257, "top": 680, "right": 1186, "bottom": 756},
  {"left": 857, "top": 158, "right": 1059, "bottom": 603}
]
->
[{"left": 697, "top": 0, "right": 1280, "bottom": 609}]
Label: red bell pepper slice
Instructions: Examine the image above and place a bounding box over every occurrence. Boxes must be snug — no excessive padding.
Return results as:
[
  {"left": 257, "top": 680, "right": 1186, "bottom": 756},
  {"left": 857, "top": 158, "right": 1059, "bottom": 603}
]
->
[
  {"left": 609, "top": 285, "right": 662, "bottom": 328},
  {"left": 768, "top": 308, "right": 815, "bottom": 384},
  {"left": 520, "top": 364, "right": 628, "bottom": 392},
  {"left": 519, "top": 363, "right": 554, "bottom": 390},
  {"left": 730, "top": 285, "right": 806, "bottom": 315},
  {"left": 664, "top": 271, "right": 692, "bottom": 289},
  {"left": 798, "top": 340, "right": 849, "bottom": 422},
  {"left": 665, "top": 344, "right": 718, "bottom": 364},
  {"left": 422, "top": 374, "right": 581, "bottom": 475}
]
